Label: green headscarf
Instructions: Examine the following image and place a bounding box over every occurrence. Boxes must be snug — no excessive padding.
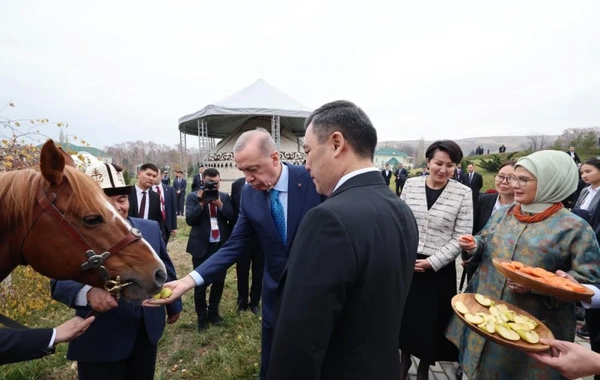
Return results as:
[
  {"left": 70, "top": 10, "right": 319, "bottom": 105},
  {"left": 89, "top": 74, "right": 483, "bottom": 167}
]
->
[{"left": 515, "top": 150, "right": 578, "bottom": 213}]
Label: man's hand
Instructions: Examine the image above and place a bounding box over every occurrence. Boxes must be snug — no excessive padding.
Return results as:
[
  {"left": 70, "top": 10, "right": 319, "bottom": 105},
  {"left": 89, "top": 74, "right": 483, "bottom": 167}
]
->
[
  {"left": 212, "top": 198, "right": 223, "bottom": 209},
  {"left": 458, "top": 235, "right": 477, "bottom": 251},
  {"left": 54, "top": 316, "right": 95, "bottom": 344},
  {"left": 87, "top": 288, "right": 118, "bottom": 312},
  {"left": 166, "top": 312, "right": 182, "bottom": 324},
  {"left": 529, "top": 338, "right": 600, "bottom": 379},
  {"left": 171, "top": 230, "right": 177, "bottom": 237},
  {"left": 142, "top": 275, "right": 197, "bottom": 307},
  {"left": 507, "top": 278, "right": 531, "bottom": 294},
  {"left": 196, "top": 190, "right": 204, "bottom": 198},
  {"left": 556, "top": 270, "right": 578, "bottom": 284}
]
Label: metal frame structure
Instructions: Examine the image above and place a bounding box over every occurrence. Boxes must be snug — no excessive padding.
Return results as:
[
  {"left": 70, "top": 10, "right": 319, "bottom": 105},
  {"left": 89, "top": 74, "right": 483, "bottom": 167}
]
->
[{"left": 271, "top": 115, "right": 281, "bottom": 150}]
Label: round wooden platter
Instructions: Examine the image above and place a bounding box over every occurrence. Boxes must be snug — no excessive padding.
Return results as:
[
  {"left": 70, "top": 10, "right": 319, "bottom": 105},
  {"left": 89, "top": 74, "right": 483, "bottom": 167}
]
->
[
  {"left": 451, "top": 293, "right": 553, "bottom": 352},
  {"left": 492, "top": 258, "right": 595, "bottom": 302}
]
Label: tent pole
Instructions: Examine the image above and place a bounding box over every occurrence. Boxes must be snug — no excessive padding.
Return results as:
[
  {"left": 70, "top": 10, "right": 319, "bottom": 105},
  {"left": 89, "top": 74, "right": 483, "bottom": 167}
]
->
[{"left": 271, "top": 115, "right": 281, "bottom": 151}]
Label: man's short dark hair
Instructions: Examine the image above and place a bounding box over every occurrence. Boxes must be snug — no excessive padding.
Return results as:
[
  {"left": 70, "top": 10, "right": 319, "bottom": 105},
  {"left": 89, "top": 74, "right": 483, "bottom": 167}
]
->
[
  {"left": 139, "top": 163, "right": 159, "bottom": 173},
  {"left": 425, "top": 140, "right": 463, "bottom": 164},
  {"left": 304, "top": 100, "right": 377, "bottom": 160},
  {"left": 203, "top": 168, "right": 220, "bottom": 178}
]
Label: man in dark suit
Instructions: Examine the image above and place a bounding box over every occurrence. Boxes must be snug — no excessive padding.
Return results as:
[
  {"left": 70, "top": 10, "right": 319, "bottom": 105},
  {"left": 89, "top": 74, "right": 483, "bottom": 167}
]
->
[
  {"left": 128, "top": 163, "right": 163, "bottom": 229},
  {"left": 231, "top": 176, "right": 264, "bottom": 314},
  {"left": 381, "top": 163, "right": 392, "bottom": 186},
  {"left": 173, "top": 171, "right": 187, "bottom": 216},
  {"left": 191, "top": 165, "right": 206, "bottom": 192},
  {"left": 567, "top": 146, "right": 581, "bottom": 164},
  {"left": 145, "top": 129, "right": 323, "bottom": 379},
  {"left": 161, "top": 171, "right": 170, "bottom": 186},
  {"left": 499, "top": 144, "right": 506, "bottom": 153},
  {"left": 52, "top": 162, "right": 182, "bottom": 380},
  {"left": 462, "top": 164, "right": 483, "bottom": 206},
  {"left": 185, "top": 168, "right": 236, "bottom": 329},
  {"left": 0, "top": 316, "right": 93, "bottom": 365},
  {"left": 154, "top": 175, "right": 177, "bottom": 244},
  {"left": 394, "top": 163, "right": 408, "bottom": 195},
  {"left": 266, "top": 100, "right": 419, "bottom": 380}
]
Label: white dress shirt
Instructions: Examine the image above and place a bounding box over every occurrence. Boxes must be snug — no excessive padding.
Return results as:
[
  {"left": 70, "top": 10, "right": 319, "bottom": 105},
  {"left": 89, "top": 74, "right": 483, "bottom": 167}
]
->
[
  {"left": 580, "top": 186, "right": 600, "bottom": 211},
  {"left": 135, "top": 185, "right": 150, "bottom": 219},
  {"left": 333, "top": 167, "right": 380, "bottom": 193}
]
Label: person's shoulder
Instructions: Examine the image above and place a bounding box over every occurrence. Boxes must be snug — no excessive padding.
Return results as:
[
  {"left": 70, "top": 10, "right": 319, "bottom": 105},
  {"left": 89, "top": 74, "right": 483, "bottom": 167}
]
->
[{"left": 130, "top": 217, "right": 160, "bottom": 231}]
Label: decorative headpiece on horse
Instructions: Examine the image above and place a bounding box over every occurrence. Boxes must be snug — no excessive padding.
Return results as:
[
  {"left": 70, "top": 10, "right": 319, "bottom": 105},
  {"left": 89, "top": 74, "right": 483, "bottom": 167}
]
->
[{"left": 84, "top": 163, "right": 133, "bottom": 196}]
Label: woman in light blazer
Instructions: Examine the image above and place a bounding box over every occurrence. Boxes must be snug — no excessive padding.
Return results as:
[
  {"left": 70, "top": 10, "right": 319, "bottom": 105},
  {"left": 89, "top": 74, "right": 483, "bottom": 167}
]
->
[{"left": 399, "top": 140, "right": 473, "bottom": 380}]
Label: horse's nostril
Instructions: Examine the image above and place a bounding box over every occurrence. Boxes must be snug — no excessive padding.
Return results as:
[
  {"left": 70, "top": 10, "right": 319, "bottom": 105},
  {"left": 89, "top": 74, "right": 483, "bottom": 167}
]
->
[{"left": 154, "top": 269, "right": 167, "bottom": 286}]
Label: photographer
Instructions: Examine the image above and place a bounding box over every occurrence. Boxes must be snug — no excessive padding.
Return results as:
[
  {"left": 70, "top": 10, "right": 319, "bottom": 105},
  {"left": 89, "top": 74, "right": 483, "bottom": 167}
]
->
[{"left": 184, "top": 168, "right": 236, "bottom": 330}]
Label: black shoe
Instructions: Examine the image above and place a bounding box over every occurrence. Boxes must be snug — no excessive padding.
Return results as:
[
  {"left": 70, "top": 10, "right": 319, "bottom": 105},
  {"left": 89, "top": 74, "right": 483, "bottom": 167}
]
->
[
  {"left": 577, "top": 323, "right": 589, "bottom": 339},
  {"left": 250, "top": 306, "right": 260, "bottom": 316},
  {"left": 208, "top": 313, "right": 224, "bottom": 325},
  {"left": 197, "top": 316, "right": 208, "bottom": 331},
  {"left": 237, "top": 306, "right": 248, "bottom": 312}
]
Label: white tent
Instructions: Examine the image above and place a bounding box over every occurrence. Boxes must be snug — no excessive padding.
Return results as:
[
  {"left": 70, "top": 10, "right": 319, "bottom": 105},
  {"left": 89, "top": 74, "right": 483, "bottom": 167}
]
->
[{"left": 178, "top": 79, "right": 312, "bottom": 139}]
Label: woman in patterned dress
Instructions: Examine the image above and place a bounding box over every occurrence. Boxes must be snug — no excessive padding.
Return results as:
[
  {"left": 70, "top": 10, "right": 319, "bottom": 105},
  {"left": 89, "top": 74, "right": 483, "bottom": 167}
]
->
[
  {"left": 399, "top": 140, "right": 473, "bottom": 380},
  {"left": 447, "top": 150, "right": 600, "bottom": 380}
]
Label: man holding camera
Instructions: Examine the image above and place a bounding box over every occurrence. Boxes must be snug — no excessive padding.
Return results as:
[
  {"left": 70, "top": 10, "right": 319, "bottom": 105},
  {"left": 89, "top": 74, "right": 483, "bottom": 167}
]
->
[{"left": 184, "top": 168, "right": 236, "bottom": 330}]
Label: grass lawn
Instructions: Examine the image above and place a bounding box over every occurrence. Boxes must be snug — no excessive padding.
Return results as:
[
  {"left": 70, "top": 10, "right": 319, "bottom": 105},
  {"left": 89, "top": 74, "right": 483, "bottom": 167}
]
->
[{"left": 1, "top": 221, "right": 262, "bottom": 380}]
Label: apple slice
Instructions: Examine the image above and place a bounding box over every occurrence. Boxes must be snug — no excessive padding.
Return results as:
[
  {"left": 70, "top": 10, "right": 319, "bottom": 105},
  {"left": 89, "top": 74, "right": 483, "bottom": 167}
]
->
[
  {"left": 508, "top": 322, "right": 531, "bottom": 331},
  {"left": 496, "top": 324, "right": 521, "bottom": 341},
  {"left": 496, "top": 304, "right": 509, "bottom": 312},
  {"left": 489, "top": 306, "right": 501, "bottom": 316},
  {"left": 485, "top": 320, "right": 495, "bottom": 334},
  {"left": 475, "top": 294, "right": 492, "bottom": 307},
  {"left": 464, "top": 313, "right": 484, "bottom": 325},
  {"left": 516, "top": 329, "right": 540, "bottom": 344},
  {"left": 454, "top": 301, "right": 470, "bottom": 315}
]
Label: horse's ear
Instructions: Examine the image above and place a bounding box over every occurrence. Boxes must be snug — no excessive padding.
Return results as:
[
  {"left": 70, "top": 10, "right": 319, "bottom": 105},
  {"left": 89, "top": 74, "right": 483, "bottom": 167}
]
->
[
  {"left": 40, "top": 139, "right": 66, "bottom": 186},
  {"left": 58, "top": 147, "right": 76, "bottom": 168}
]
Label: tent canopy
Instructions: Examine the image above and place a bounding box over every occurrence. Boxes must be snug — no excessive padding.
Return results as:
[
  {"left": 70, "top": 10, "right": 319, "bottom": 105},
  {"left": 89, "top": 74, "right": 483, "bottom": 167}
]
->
[{"left": 178, "top": 79, "right": 312, "bottom": 138}]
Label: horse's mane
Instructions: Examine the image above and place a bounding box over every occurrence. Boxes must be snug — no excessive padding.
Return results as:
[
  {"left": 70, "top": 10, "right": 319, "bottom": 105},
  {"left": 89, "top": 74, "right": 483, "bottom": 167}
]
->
[{"left": 0, "top": 166, "right": 111, "bottom": 239}]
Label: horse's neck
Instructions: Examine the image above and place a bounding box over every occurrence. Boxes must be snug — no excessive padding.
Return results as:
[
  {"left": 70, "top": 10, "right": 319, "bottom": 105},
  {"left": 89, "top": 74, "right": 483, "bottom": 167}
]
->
[{"left": 0, "top": 245, "right": 18, "bottom": 283}]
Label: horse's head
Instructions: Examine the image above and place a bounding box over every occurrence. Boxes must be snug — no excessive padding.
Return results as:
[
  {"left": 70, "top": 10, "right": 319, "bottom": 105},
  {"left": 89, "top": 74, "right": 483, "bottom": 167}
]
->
[{"left": 19, "top": 140, "right": 167, "bottom": 301}]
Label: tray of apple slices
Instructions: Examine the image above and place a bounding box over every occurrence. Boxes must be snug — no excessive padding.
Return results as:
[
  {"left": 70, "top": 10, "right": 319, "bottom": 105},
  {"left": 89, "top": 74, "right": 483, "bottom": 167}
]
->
[{"left": 451, "top": 293, "right": 554, "bottom": 352}]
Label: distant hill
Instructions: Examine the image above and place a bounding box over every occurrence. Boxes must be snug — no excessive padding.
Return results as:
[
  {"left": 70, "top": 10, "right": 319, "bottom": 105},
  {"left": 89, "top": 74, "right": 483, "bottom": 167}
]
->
[
  {"left": 36, "top": 142, "right": 108, "bottom": 157},
  {"left": 379, "top": 135, "right": 559, "bottom": 156}
]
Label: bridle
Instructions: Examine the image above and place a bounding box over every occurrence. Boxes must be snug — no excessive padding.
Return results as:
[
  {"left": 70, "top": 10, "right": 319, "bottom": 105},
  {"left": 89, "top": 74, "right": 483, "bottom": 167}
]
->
[{"left": 20, "top": 188, "right": 144, "bottom": 297}]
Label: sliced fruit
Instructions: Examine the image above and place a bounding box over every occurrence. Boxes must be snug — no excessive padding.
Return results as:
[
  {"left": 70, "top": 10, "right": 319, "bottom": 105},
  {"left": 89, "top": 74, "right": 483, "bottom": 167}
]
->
[
  {"left": 484, "top": 320, "right": 496, "bottom": 334},
  {"left": 454, "top": 301, "right": 470, "bottom": 315},
  {"left": 496, "top": 324, "right": 521, "bottom": 341},
  {"left": 503, "top": 310, "right": 516, "bottom": 322},
  {"left": 508, "top": 322, "right": 532, "bottom": 331},
  {"left": 513, "top": 315, "right": 527, "bottom": 324},
  {"left": 464, "top": 313, "right": 484, "bottom": 325},
  {"left": 496, "top": 304, "right": 509, "bottom": 312},
  {"left": 516, "top": 329, "right": 540, "bottom": 344},
  {"left": 489, "top": 305, "right": 501, "bottom": 316},
  {"left": 475, "top": 293, "right": 493, "bottom": 307}
]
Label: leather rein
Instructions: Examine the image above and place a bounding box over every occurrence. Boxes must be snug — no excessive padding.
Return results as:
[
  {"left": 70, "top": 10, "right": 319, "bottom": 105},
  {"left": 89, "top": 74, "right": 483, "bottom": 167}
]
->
[{"left": 19, "top": 188, "right": 143, "bottom": 296}]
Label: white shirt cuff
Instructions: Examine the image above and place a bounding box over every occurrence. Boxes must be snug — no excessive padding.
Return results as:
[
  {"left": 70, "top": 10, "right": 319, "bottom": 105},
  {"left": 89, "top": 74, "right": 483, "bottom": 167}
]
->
[
  {"left": 188, "top": 271, "right": 205, "bottom": 287},
  {"left": 580, "top": 284, "right": 600, "bottom": 309},
  {"left": 75, "top": 285, "right": 92, "bottom": 307},
  {"left": 48, "top": 328, "right": 57, "bottom": 349}
]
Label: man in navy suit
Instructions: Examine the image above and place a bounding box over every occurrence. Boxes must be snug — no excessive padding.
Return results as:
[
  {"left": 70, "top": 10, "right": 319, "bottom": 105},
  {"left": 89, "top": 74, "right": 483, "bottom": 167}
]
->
[
  {"left": 154, "top": 175, "right": 177, "bottom": 244},
  {"left": 145, "top": 128, "right": 322, "bottom": 379},
  {"left": 52, "top": 163, "right": 182, "bottom": 380},
  {"left": 184, "top": 168, "right": 236, "bottom": 329},
  {"left": 0, "top": 315, "right": 94, "bottom": 365},
  {"left": 128, "top": 163, "right": 163, "bottom": 228},
  {"left": 173, "top": 171, "right": 187, "bottom": 216}
]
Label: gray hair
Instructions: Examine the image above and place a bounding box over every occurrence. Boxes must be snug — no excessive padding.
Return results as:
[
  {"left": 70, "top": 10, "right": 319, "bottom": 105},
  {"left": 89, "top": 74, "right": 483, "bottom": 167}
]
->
[{"left": 233, "top": 128, "right": 277, "bottom": 157}]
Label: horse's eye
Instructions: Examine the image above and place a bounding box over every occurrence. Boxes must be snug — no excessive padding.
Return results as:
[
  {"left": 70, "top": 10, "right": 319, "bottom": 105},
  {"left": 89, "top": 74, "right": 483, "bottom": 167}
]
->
[{"left": 82, "top": 215, "right": 104, "bottom": 226}]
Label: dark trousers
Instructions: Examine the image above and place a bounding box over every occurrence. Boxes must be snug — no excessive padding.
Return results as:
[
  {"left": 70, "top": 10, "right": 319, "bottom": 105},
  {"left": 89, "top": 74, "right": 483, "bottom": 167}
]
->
[
  {"left": 176, "top": 192, "right": 185, "bottom": 214},
  {"left": 236, "top": 239, "right": 264, "bottom": 309},
  {"left": 259, "top": 319, "right": 274, "bottom": 380},
  {"left": 395, "top": 179, "right": 405, "bottom": 195},
  {"left": 192, "top": 243, "right": 226, "bottom": 316},
  {"left": 586, "top": 308, "right": 600, "bottom": 380},
  {"left": 77, "top": 320, "right": 156, "bottom": 380}
]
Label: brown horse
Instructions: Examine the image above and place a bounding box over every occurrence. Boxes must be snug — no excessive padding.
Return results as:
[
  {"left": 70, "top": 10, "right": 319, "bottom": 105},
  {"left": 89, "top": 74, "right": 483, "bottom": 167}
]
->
[{"left": 0, "top": 140, "right": 166, "bottom": 301}]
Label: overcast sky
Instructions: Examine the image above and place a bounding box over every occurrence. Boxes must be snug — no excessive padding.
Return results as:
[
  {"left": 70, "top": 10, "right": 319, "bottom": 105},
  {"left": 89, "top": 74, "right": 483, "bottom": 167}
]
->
[{"left": 2, "top": 0, "right": 599, "bottom": 149}]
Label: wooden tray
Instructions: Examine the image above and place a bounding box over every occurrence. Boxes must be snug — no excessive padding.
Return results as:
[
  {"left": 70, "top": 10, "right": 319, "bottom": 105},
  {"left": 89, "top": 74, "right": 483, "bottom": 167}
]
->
[
  {"left": 492, "top": 258, "right": 595, "bottom": 302},
  {"left": 451, "top": 293, "right": 554, "bottom": 352}
]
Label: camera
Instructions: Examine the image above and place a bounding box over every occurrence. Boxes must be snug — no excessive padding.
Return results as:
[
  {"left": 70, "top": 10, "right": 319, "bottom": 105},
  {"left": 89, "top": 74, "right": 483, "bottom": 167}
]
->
[{"left": 202, "top": 179, "right": 219, "bottom": 203}]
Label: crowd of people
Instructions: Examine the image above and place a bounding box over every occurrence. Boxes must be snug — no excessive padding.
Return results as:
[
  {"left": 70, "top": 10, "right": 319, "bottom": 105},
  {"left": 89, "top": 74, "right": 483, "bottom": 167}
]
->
[{"left": 3, "top": 101, "right": 600, "bottom": 380}]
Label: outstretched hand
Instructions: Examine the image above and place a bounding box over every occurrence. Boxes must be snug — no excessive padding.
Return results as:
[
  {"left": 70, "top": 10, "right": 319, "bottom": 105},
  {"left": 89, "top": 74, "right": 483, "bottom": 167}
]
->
[
  {"left": 54, "top": 316, "right": 95, "bottom": 344},
  {"left": 142, "top": 275, "right": 196, "bottom": 307},
  {"left": 528, "top": 338, "right": 600, "bottom": 379}
]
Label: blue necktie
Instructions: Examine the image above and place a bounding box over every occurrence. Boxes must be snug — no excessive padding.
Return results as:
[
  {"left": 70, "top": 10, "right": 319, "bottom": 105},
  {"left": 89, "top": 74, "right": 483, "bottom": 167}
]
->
[{"left": 270, "top": 189, "right": 286, "bottom": 245}]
